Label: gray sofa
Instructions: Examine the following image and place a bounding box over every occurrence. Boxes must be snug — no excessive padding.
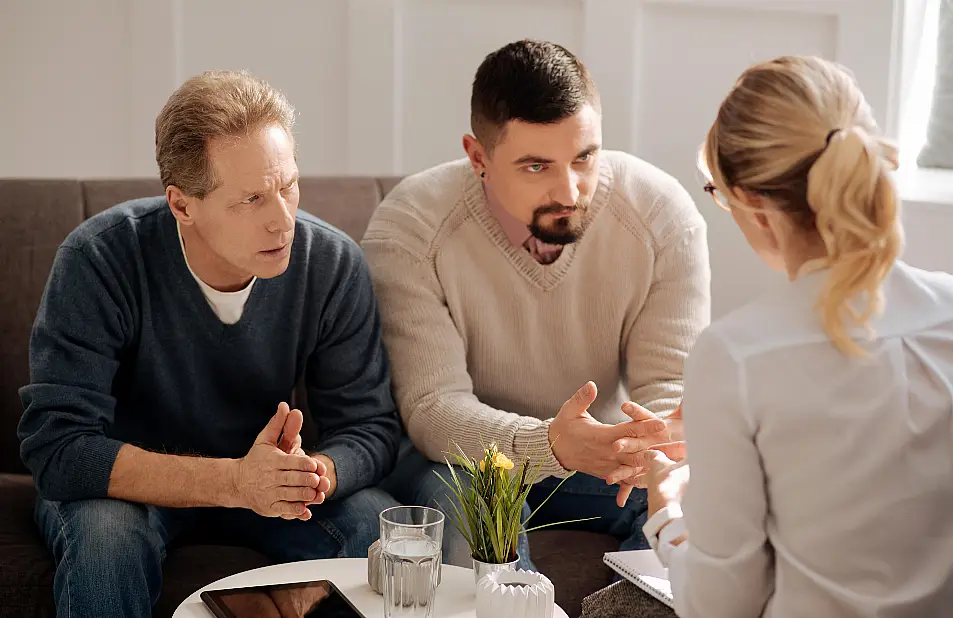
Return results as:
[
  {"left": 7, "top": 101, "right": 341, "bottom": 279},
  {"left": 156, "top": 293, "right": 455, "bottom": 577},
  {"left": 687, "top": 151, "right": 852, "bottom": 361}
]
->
[{"left": 0, "top": 177, "right": 619, "bottom": 618}]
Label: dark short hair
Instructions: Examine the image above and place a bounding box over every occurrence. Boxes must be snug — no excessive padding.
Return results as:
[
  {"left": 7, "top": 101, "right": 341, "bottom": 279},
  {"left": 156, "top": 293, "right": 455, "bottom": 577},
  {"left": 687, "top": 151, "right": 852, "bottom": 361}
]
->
[{"left": 470, "top": 39, "right": 599, "bottom": 151}]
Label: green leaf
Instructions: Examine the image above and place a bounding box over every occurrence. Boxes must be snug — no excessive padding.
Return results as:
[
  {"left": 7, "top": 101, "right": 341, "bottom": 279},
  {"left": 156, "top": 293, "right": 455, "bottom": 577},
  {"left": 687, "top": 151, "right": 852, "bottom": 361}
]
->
[
  {"left": 523, "top": 516, "right": 601, "bottom": 534},
  {"left": 522, "top": 471, "right": 577, "bottom": 529}
]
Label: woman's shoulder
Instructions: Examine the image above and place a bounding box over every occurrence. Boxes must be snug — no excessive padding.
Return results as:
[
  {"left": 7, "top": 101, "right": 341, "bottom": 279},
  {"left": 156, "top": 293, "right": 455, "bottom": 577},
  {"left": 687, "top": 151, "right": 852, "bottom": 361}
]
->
[
  {"left": 701, "top": 260, "right": 953, "bottom": 363},
  {"left": 701, "top": 285, "right": 824, "bottom": 364}
]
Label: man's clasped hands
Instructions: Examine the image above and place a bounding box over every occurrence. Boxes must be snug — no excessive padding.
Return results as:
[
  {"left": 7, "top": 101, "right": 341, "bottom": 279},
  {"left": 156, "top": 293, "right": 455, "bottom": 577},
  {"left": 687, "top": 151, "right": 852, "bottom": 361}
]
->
[{"left": 234, "top": 402, "right": 336, "bottom": 521}]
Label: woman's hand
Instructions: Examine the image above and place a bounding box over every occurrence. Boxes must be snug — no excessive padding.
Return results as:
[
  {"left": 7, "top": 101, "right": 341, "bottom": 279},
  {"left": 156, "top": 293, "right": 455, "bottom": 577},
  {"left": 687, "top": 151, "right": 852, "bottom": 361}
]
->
[
  {"left": 612, "top": 441, "right": 686, "bottom": 507},
  {"left": 645, "top": 445, "right": 690, "bottom": 519}
]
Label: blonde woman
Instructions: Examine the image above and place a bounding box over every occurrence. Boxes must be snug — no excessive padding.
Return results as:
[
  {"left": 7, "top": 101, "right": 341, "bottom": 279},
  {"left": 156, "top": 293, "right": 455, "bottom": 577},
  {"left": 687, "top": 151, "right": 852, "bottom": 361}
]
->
[{"left": 639, "top": 55, "right": 953, "bottom": 617}]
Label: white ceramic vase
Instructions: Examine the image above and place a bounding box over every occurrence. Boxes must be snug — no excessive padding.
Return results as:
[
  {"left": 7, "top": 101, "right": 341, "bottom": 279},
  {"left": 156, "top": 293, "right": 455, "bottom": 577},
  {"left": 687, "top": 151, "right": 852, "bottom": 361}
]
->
[{"left": 475, "top": 569, "right": 555, "bottom": 618}]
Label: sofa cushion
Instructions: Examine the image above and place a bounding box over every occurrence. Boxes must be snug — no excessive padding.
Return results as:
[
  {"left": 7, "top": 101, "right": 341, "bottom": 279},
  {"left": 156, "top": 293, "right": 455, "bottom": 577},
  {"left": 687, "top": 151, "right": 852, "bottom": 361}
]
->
[
  {"left": 530, "top": 529, "right": 620, "bottom": 618},
  {"left": 377, "top": 176, "right": 403, "bottom": 200},
  {"left": 0, "top": 474, "right": 54, "bottom": 615},
  {"left": 297, "top": 178, "right": 382, "bottom": 242},
  {"left": 0, "top": 181, "right": 85, "bottom": 474},
  {"left": 82, "top": 178, "right": 165, "bottom": 218}
]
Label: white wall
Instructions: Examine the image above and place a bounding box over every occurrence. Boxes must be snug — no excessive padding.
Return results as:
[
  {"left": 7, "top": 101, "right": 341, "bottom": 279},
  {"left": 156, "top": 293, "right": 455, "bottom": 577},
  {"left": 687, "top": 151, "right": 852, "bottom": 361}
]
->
[{"left": 2, "top": 0, "right": 948, "bottom": 318}]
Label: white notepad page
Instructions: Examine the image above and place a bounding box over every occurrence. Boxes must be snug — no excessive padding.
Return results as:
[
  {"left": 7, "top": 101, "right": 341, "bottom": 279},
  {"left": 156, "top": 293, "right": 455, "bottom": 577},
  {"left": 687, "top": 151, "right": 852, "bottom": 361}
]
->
[{"left": 603, "top": 549, "right": 674, "bottom": 608}]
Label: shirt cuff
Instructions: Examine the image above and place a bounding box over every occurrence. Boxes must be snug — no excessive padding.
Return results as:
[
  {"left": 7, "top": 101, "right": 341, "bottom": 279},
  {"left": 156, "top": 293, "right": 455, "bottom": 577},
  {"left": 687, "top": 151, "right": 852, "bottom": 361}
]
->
[
  {"left": 643, "top": 503, "right": 683, "bottom": 552},
  {"left": 656, "top": 516, "right": 687, "bottom": 568}
]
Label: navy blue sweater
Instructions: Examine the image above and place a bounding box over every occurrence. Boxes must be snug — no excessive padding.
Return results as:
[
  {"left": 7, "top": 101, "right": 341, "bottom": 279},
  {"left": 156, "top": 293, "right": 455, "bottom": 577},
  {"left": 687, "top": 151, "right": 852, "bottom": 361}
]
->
[{"left": 18, "top": 197, "right": 401, "bottom": 502}]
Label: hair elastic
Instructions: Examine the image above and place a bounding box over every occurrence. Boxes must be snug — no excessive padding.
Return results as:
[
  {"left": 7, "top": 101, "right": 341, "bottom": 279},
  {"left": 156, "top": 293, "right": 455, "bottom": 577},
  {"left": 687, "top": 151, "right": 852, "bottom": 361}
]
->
[{"left": 825, "top": 128, "right": 843, "bottom": 146}]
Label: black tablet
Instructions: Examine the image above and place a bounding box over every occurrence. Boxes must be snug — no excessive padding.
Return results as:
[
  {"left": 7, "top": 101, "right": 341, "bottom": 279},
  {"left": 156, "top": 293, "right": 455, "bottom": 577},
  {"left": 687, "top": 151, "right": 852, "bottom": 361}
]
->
[{"left": 200, "top": 579, "right": 366, "bottom": 618}]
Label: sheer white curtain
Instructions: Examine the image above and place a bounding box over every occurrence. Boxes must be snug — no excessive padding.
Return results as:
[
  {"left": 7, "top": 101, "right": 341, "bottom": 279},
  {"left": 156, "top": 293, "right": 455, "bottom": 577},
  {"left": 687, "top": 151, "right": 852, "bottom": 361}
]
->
[{"left": 900, "top": 0, "right": 940, "bottom": 167}]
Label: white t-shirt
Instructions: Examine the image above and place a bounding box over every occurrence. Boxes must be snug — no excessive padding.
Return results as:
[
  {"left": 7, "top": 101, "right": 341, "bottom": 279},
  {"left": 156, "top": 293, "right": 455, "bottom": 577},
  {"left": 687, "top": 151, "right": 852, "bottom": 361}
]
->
[{"left": 177, "top": 221, "right": 255, "bottom": 324}]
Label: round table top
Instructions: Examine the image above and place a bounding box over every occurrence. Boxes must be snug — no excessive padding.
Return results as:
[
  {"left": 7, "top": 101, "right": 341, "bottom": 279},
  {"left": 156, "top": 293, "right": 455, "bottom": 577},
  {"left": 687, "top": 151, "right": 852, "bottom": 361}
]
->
[{"left": 172, "top": 557, "right": 569, "bottom": 618}]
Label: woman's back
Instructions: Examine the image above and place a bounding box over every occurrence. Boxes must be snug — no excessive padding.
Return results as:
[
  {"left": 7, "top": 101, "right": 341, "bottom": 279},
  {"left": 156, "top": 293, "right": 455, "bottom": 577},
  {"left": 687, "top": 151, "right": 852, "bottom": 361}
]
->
[
  {"left": 642, "top": 55, "right": 953, "bottom": 618},
  {"left": 686, "top": 260, "right": 953, "bottom": 616}
]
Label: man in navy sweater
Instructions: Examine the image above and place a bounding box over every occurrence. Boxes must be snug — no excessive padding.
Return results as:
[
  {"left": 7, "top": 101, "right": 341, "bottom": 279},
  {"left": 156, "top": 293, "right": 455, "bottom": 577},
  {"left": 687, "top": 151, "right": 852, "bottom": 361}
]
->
[{"left": 17, "top": 70, "right": 402, "bottom": 618}]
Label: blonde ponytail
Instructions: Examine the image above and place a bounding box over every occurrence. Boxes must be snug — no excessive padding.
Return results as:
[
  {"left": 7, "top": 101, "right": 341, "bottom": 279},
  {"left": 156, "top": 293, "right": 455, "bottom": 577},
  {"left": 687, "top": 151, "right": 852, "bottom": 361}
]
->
[
  {"left": 806, "top": 128, "right": 901, "bottom": 356},
  {"left": 700, "top": 56, "right": 903, "bottom": 357}
]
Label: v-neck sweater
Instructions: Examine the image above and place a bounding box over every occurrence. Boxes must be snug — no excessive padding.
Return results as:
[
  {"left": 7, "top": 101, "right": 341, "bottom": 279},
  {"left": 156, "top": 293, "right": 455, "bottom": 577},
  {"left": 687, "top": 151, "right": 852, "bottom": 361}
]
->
[
  {"left": 18, "top": 197, "right": 402, "bottom": 501},
  {"left": 361, "top": 151, "right": 711, "bottom": 477}
]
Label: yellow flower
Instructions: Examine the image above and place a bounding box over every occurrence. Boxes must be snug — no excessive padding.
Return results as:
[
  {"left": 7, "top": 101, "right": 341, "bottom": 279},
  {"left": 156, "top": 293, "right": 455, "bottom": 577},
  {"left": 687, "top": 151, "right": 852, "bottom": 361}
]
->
[
  {"left": 479, "top": 459, "right": 486, "bottom": 472},
  {"left": 491, "top": 451, "right": 514, "bottom": 471}
]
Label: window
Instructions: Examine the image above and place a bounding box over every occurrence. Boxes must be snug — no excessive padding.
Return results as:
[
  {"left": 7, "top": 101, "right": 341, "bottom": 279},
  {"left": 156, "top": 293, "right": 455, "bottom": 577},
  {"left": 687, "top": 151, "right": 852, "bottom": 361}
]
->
[{"left": 900, "top": 0, "right": 940, "bottom": 170}]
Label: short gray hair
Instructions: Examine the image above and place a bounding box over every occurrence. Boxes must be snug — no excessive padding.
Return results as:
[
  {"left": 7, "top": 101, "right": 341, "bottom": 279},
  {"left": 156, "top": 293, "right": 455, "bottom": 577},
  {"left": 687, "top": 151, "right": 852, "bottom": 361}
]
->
[{"left": 155, "top": 70, "right": 296, "bottom": 198}]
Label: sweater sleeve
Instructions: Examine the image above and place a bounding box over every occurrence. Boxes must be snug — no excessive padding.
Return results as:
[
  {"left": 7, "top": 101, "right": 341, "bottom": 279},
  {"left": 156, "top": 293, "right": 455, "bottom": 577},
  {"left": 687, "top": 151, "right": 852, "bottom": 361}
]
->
[
  {"left": 306, "top": 245, "right": 403, "bottom": 500},
  {"left": 17, "top": 245, "right": 131, "bottom": 501},
  {"left": 362, "top": 237, "right": 570, "bottom": 479},
  {"left": 623, "top": 185, "right": 711, "bottom": 418}
]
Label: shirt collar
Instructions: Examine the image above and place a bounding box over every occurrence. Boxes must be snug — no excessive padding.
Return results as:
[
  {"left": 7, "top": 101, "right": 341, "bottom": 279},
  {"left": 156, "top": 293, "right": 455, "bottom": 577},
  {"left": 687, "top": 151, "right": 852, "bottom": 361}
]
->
[{"left": 484, "top": 191, "right": 533, "bottom": 248}]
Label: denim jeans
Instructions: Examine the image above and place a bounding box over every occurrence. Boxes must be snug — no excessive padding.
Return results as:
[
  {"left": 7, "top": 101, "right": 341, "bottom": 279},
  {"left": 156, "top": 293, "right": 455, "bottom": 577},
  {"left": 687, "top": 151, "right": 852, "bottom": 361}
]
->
[
  {"left": 35, "top": 488, "right": 398, "bottom": 618},
  {"left": 378, "top": 440, "right": 650, "bottom": 572}
]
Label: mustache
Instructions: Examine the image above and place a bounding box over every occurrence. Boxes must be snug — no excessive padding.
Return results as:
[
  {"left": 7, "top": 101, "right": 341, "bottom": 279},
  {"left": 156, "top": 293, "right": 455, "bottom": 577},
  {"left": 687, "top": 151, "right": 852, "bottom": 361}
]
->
[{"left": 532, "top": 199, "right": 589, "bottom": 216}]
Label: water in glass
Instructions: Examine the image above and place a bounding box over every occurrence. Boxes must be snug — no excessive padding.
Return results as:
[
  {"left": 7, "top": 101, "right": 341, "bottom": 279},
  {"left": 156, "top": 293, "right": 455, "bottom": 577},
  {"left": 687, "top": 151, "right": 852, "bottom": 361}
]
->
[{"left": 380, "top": 506, "right": 444, "bottom": 618}]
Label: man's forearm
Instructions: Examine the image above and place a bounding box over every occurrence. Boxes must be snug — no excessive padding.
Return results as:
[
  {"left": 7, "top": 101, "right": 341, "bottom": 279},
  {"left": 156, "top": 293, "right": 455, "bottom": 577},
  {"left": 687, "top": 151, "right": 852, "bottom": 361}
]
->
[
  {"left": 406, "top": 394, "right": 568, "bottom": 480},
  {"left": 107, "top": 443, "right": 241, "bottom": 508}
]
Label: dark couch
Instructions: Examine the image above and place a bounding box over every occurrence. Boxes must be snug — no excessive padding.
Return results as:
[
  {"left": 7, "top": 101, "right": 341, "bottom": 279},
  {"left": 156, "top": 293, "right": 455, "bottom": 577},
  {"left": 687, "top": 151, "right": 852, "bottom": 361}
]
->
[{"left": 0, "top": 177, "right": 619, "bottom": 618}]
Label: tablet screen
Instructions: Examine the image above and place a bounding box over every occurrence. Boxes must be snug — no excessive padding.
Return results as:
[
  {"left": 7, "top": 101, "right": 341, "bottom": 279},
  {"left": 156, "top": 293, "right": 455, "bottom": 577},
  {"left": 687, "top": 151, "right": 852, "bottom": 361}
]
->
[{"left": 202, "top": 580, "right": 365, "bottom": 618}]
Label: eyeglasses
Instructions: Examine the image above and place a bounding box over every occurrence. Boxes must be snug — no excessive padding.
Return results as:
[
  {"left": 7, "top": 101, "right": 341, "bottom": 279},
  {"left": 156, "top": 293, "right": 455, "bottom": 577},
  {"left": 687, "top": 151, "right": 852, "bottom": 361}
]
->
[{"left": 703, "top": 183, "right": 731, "bottom": 211}]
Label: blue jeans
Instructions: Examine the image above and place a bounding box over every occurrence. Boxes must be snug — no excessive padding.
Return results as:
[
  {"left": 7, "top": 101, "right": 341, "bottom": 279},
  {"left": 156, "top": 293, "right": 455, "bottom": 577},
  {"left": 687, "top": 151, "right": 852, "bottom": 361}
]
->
[
  {"left": 378, "top": 441, "right": 650, "bottom": 571},
  {"left": 35, "top": 488, "right": 398, "bottom": 618}
]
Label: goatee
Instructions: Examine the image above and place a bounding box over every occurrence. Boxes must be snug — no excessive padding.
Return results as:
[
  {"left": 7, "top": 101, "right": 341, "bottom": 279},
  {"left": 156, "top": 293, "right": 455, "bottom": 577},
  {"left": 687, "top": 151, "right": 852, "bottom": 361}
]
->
[{"left": 529, "top": 202, "right": 587, "bottom": 245}]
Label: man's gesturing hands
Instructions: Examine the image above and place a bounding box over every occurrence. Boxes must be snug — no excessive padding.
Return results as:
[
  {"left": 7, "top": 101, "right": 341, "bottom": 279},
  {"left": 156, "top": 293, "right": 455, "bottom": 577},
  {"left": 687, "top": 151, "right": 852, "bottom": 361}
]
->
[{"left": 549, "top": 382, "right": 674, "bottom": 481}]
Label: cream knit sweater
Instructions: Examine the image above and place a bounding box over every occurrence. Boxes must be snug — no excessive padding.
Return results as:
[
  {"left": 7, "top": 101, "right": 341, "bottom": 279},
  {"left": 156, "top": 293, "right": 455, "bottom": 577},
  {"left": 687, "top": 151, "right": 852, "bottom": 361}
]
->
[{"left": 362, "top": 151, "right": 711, "bottom": 478}]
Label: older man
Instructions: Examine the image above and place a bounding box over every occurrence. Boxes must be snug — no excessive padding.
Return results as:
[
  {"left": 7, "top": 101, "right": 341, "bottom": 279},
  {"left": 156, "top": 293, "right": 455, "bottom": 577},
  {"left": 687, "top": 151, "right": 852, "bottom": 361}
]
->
[{"left": 18, "top": 70, "right": 401, "bottom": 617}]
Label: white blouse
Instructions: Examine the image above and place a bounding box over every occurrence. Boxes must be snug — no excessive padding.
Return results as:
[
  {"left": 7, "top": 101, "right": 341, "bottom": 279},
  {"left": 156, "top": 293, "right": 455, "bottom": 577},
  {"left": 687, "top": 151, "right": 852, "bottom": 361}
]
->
[{"left": 660, "top": 260, "right": 953, "bottom": 617}]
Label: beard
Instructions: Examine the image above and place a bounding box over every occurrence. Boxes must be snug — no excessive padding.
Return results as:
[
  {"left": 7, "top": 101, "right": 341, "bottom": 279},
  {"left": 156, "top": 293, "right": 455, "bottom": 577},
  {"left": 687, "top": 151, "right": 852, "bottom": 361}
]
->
[{"left": 528, "top": 199, "right": 589, "bottom": 245}]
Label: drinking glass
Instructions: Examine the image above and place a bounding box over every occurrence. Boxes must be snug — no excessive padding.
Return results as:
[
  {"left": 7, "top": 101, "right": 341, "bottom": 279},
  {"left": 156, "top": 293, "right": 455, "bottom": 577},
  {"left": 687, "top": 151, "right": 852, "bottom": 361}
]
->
[{"left": 380, "top": 506, "right": 444, "bottom": 618}]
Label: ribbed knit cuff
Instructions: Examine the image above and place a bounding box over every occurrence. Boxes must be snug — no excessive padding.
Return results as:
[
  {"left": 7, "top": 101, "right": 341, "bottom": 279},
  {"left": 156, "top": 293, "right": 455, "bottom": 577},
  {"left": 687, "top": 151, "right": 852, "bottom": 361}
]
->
[
  {"left": 73, "top": 436, "right": 125, "bottom": 499},
  {"left": 317, "top": 443, "right": 358, "bottom": 501},
  {"left": 513, "top": 420, "right": 572, "bottom": 480}
]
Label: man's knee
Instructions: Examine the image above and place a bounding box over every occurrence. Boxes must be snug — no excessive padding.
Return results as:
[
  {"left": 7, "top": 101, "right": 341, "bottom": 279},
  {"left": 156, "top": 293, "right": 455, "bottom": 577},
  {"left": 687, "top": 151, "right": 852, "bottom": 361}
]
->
[
  {"left": 327, "top": 487, "right": 401, "bottom": 558},
  {"left": 415, "top": 464, "right": 459, "bottom": 510},
  {"left": 36, "top": 498, "right": 167, "bottom": 616},
  {"left": 40, "top": 498, "right": 164, "bottom": 573},
  {"left": 344, "top": 487, "right": 401, "bottom": 520},
  {"left": 383, "top": 448, "right": 462, "bottom": 510}
]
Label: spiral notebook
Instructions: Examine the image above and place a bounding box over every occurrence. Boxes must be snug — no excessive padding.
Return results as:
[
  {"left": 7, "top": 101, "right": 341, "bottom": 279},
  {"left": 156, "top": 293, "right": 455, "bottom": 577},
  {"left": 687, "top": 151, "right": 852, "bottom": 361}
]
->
[{"left": 603, "top": 550, "right": 674, "bottom": 608}]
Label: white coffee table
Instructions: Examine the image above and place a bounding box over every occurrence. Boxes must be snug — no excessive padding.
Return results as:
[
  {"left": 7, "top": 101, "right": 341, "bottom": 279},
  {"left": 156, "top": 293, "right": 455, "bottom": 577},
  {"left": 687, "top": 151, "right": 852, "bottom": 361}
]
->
[{"left": 173, "top": 557, "right": 569, "bottom": 617}]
